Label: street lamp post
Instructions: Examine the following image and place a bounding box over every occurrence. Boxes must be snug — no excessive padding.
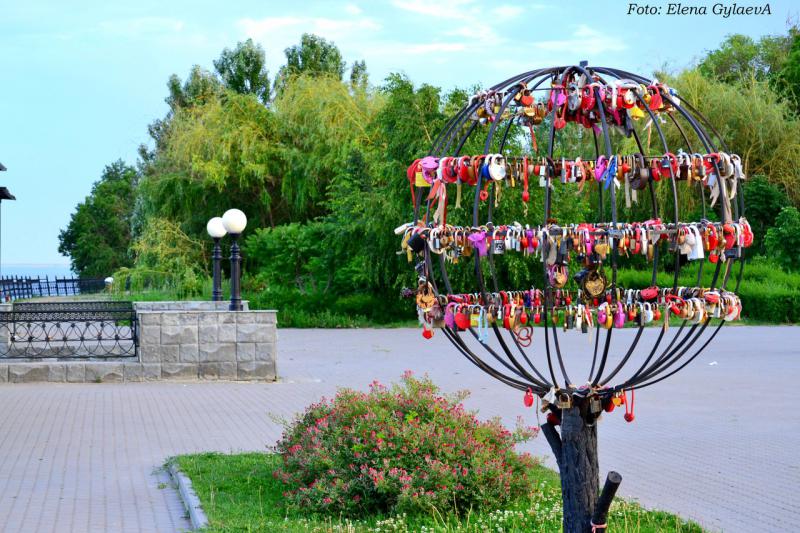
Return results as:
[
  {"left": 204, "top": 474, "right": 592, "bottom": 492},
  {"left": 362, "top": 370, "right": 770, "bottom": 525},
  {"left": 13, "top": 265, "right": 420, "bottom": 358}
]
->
[
  {"left": 222, "top": 209, "right": 247, "bottom": 311},
  {"left": 206, "top": 217, "right": 226, "bottom": 302}
]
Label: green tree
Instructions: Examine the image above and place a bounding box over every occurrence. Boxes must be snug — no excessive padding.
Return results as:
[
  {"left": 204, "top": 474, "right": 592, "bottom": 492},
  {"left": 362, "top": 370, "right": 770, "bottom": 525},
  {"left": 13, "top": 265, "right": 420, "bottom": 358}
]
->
[
  {"left": 139, "top": 66, "right": 223, "bottom": 164},
  {"left": 349, "top": 59, "right": 368, "bottom": 90},
  {"left": 213, "top": 38, "right": 271, "bottom": 104},
  {"left": 765, "top": 207, "right": 800, "bottom": 271},
  {"left": 58, "top": 160, "right": 137, "bottom": 277},
  {"left": 275, "top": 34, "right": 345, "bottom": 92},
  {"left": 113, "top": 217, "right": 207, "bottom": 297},
  {"left": 774, "top": 33, "right": 800, "bottom": 110},
  {"left": 138, "top": 90, "right": 283, "bottom": 234},
  {"left": 699, "top": 32, "right": 793, "bottom": 82},
  {"left": 662, "top": 69, "right": 800, "bottom": 206},
  {"left": 743, "top": 175, "right": 790, "bottom": 254}
]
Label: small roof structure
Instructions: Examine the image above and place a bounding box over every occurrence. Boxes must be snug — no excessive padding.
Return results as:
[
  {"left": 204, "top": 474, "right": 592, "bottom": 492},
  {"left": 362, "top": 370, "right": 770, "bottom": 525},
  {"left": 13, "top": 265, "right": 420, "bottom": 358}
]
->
[{"left": 0, "top": 163, "right": 14, "bottom": 199}]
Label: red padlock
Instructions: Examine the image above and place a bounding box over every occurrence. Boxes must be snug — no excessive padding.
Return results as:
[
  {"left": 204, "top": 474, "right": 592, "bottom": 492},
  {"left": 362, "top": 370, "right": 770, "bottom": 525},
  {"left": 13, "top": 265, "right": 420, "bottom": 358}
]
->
[
  {"left": 524, "top": 388, "right": 534, "bottom": 407},
  {"left": 455, "top": 309, "right": 470, "bottom": 330}
]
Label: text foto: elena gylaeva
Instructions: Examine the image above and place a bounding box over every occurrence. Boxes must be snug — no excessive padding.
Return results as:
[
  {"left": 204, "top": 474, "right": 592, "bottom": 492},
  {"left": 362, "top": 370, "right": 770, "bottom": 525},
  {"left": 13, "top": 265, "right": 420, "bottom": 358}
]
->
[{"left": 627, "top": 3, "right": 771, "bottom": 17}]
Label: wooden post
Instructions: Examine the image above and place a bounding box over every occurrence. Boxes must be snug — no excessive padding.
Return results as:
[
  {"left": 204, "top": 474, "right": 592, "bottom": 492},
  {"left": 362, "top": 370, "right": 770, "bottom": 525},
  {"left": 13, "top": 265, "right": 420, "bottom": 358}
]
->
[
  {"left": 542, "top": 406, "right": 600, "bottom": 533},
  {"left": 592, "top": 471, "right": 622, "bottom": 530}
]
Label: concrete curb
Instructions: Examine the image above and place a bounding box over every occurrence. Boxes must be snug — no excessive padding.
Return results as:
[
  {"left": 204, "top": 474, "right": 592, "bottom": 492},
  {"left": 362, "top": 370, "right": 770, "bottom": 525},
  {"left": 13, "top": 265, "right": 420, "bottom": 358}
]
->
[{"left": 167, "top": 461, "right": 209, "bottom": 531}]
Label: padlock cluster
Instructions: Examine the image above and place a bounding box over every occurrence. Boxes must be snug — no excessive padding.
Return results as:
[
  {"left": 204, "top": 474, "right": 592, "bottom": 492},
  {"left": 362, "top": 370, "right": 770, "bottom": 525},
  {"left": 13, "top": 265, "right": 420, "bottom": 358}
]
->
[
  {"left": 415, "top": 282, "right": 742, "bottom": 341},
  {"left": 470, "top": 76, "right": 676, "bottom": 131},
  {"left": 408, "top": 151, "right": 745, "bottom": 222},
  {"left": 397, "top": 218, "right": 754, "bottom": 267}
]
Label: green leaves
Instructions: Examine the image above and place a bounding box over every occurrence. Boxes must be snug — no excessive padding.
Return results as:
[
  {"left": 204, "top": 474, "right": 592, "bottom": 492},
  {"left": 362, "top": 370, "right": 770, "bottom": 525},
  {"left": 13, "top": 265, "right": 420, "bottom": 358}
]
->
[
  {"left": 57, "top": 160, "right": 136, "bottom": 277},
  {"left": 765, "top": 207, "right": 800, "bottom": 271},
  {"left": 213, "top": 38, "right": 271, "bottom": 104}
]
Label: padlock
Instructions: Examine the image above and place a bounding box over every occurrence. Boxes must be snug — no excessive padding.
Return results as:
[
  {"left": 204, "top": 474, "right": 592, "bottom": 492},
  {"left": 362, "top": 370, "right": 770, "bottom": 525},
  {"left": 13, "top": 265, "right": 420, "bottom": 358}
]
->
[
  {"left": 557, "top": 393, "right": 572, "bottom": 409},
  {"left": 590, "top": 395, "right": 602, "bottom": 414}
]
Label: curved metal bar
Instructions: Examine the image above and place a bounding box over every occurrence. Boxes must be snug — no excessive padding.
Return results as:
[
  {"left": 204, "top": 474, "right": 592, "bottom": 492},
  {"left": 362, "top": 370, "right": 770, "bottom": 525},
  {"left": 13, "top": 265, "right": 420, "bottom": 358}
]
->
[{"left": 412, "top": 63, "right": 746, "bottom": 401}]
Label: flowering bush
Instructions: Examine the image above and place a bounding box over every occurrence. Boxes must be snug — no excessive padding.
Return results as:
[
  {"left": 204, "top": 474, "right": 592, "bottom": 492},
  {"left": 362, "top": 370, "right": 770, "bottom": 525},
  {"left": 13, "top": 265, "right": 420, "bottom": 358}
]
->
[{"left": 273, "top": 372, "right": 539, "bottom": 517}]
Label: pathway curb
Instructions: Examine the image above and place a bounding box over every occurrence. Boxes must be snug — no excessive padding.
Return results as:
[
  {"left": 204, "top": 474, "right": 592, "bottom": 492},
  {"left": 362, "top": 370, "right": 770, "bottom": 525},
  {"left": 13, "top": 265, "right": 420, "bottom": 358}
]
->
[{"left": 167, "top": 461, "right": 209, "bottom": 531}]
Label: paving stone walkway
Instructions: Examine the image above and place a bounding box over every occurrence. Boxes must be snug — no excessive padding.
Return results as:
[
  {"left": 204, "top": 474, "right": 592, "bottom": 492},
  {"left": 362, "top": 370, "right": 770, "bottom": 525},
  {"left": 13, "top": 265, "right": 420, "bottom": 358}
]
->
[{"left": 0, "top": 326, "right": 797, "bottom": 532}]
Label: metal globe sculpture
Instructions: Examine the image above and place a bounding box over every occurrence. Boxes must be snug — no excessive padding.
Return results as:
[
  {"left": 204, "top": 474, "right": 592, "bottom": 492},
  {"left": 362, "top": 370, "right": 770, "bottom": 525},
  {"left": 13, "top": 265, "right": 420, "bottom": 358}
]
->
[{"left": 399, "top": 63, "right": 752, "bottom": 532}]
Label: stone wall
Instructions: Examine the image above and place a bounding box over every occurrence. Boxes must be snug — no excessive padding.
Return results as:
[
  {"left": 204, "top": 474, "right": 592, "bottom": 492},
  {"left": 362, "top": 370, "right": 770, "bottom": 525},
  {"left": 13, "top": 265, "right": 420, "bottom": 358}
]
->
[
  {"left": 137, "top": 309, "right": 276, "bottom": 381},
  {"left": 0, "top": 301, "right": 277, "bottom": 383}
]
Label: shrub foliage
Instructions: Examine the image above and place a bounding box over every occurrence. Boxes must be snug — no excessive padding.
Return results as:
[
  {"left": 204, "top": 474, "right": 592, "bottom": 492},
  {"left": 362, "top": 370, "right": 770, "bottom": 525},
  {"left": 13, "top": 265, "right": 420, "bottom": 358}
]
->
[{"left": 273, "top": 373, "right": 539, "bottom": 517}]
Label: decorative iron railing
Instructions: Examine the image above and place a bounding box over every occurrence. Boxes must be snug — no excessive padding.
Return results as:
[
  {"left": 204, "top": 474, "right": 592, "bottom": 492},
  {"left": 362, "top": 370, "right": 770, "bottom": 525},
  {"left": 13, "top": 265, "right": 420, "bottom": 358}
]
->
[
  {"left": 0, "top": 276, "right": 106, "bottom": 302},
  {"left": 0, "top": 301, "right": 137, "bottom": 358}
]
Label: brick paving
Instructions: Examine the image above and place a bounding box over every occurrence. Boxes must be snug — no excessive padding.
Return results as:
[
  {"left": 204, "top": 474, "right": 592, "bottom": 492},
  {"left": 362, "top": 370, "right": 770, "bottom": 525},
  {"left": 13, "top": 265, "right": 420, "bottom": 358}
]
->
[{"left": 0, "top": 326, "right": 797, "bottom": 532}]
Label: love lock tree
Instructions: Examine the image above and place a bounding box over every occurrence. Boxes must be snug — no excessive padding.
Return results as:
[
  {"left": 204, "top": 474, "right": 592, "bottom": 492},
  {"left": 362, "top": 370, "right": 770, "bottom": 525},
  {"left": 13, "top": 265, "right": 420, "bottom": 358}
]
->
[{"left": 398, "top": 63, "right": 752, "bottom": 533}]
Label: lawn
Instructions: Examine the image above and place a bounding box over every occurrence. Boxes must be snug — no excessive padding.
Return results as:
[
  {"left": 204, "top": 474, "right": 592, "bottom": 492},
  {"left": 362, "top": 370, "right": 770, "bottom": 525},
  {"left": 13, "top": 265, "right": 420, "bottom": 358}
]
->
[{"left": 172, "top": 452, "right": 703, "bottom": 533}]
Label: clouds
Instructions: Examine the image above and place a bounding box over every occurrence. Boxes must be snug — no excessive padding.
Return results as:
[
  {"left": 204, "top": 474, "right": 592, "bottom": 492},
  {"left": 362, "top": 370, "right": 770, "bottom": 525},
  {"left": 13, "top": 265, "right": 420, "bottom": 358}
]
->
[
  {"left": 532, "top": 24, "right": 626, "bottom": 54},
  {"left": 232, "top": 2, "right": 631, "bottom": 90}
]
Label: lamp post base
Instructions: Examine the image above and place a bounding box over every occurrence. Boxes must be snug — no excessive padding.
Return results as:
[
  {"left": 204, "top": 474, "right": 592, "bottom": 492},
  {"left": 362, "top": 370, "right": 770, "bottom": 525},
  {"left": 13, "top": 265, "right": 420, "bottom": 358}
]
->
[{"left": 229, "top": 234, "right": 242, "bottom": 312}]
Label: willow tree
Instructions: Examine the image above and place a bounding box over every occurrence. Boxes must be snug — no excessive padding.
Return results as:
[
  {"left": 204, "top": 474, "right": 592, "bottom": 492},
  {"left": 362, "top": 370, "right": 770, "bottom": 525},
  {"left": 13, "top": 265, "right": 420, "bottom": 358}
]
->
[{"left": 137, "top": 91, "right": 283, "bottom": 233}]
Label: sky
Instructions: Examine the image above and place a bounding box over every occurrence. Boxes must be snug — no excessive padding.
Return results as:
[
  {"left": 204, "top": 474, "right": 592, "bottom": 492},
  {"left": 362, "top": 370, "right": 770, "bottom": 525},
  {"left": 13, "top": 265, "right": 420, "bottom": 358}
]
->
[{"left": 0, "top": 0, "right": 795, "bottom": 269}]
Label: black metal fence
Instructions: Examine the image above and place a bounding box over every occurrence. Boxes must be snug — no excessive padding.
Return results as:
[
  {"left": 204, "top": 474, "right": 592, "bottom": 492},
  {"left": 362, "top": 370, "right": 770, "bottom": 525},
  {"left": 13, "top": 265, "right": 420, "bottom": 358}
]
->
[
  {"left": 0, "top": 301, "right": 137, "bottom": 358},
  {"left": 0, "top": 276, "right": 106, "bottom": 301}
]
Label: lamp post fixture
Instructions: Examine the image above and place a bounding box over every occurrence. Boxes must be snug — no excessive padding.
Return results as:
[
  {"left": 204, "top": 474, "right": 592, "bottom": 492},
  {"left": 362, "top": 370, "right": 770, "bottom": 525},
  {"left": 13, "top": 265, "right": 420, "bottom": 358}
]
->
[
  {"left": 222, "top": 209, "right": 247, "bottom": 311},
  {"left": 206, "top": 217, "right": 227, "bottom": 302}
]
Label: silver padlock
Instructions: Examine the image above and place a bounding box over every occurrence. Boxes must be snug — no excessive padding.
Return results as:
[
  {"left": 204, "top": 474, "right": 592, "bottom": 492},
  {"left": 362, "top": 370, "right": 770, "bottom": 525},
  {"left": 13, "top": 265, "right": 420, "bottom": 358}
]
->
[{"left": 590, "top": 395, "right": 602, "bottom": 414}]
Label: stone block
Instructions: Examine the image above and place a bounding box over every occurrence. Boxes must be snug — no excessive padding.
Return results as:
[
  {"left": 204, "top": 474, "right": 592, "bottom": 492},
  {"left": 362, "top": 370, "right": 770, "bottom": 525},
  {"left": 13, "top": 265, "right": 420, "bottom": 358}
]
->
[
  {"left": 236, "top": 343, "right": 255, "bottom": 362},
  {"left": 142, "top": 363, "right": 161, "bottom": 381},
  {"left": 66, "top": 363, "right": 86, "bottom": 383},
  {"left": 218, "top": 313, "right": 236, "bottom": 325},
  {"left": 0, "top": 364, "right": 8, "bottom": 383},
  {"left": 140, "top": 325, "right": 161, "bottom": 346},
  {"left": 236, "top": 323, "right": 271, "bottom": 343},
  {"left": 199, "top": 343, "right": 236, "bottom": 363},
  {"left": 139, "top": 345, "right": 161, "bottom": 363},
  {"left": 255, "top": 312, "right": 277, "bottom": 324},
  {"left": 255, "top": 342, "right": 275, "bottom": 362},
  {"left": 160, "top": 313, "right": 181, "bottom": 326},
  {"left": 237, "top": 361, "right": 276, "bottom": 381},
  {"left": 218, "top": 324, "right": 236, "bottom": 343},
  {"left": 48, "top": 364, "right": 67, "bottom": 383},
  {"left": 198, "top": 362, "right": 221, "bottom": 380},
  {"left": 159, "top": 345, "right": 180, "bottom": 363},
  {"left": 182, "top": 313, "right": 200, "bottom": 326},
  {"left": 180, "top": 344, "right": 199, "bottom": 363},
  {"left": 236, "top": 313, "right": 256, "bottom": 324},
  {"left": 199, "top": 325, "right": 218, "bottom": 344},
  {"left": 200, "top": 361, "right": 237, "bottom": 380},
  {"left": 198, "top": 312, "right": 219, "bottom": 326},
  {"left": 161, "top": 363, "right": 197, "bottom": 380},
  {"left": 138, "top": 312, "right": 162, "bottom": 326},
  {"left": 161, "top": 325, "right": 198, "bottom": 345},
  {"left": 9, "top": 364, "right": 50, "bottom": 383},
  {"left": 219, "top": 361, "right": 237, "bottom": 380},
  {"left": 85, "top": 363, "right": 123, "bottom": 383},
  {"left": 123, "top": 362, "right": 144, "bottom": 382}
]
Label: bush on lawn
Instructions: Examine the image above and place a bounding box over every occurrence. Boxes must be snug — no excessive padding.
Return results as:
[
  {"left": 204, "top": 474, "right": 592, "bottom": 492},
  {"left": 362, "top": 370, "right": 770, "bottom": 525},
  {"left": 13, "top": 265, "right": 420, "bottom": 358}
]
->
[{"left": 273, "top": 373, "right": 540, "bottom": 517}]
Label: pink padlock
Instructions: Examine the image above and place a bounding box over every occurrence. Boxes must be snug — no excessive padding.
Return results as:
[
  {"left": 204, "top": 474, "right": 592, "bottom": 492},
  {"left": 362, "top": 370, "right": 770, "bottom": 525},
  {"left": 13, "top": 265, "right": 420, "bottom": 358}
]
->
[{"left": 614, "top": 302, "right": 625, "bottom": 328}]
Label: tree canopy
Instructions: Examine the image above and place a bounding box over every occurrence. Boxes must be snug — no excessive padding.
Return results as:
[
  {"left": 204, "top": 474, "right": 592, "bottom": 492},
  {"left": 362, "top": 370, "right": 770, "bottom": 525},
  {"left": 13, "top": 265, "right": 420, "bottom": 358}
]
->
[{"left": 58, "top": 160, "right": 136, "bottom": 277}]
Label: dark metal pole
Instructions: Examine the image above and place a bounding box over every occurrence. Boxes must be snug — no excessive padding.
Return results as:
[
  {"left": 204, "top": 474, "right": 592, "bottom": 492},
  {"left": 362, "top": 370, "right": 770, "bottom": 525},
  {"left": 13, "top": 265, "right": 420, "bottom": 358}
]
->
[
  {"left": 228, "top": 234, "right": 242, "bottom": 311},
  {"left": 212, "top": 237, "right": 222, "bottom": 302}
]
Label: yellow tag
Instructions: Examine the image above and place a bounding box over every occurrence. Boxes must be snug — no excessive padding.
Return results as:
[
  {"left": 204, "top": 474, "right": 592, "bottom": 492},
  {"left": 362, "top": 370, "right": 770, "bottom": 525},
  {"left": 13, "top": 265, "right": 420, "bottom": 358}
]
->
[{"left": 414, "top": 172, "right": 430, "bottom": 188}]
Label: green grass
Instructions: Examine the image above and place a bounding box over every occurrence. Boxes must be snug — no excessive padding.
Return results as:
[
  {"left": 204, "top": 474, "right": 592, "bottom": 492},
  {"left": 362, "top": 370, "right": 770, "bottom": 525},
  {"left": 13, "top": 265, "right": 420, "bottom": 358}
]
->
[{"left": 173, "top": 452, "right": 703, "bottom": 533}]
